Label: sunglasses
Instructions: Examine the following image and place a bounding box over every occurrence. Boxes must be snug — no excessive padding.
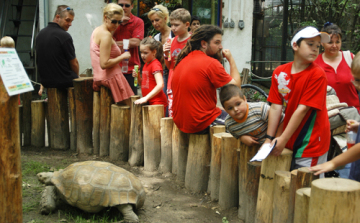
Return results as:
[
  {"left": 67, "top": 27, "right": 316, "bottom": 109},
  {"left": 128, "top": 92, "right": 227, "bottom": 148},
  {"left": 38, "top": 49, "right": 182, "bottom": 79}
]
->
[
  {"left": 151, "top": 8, "right": 163, "bottom": 13},
  {"left": 107, "top": 17, "right": 122, "bottom": 24},
  {"left": 61, "top": 7, "right": 74, "bottom": 12},
  {"left": 119, "top": 3, "right": 131, "bottom": 8}
]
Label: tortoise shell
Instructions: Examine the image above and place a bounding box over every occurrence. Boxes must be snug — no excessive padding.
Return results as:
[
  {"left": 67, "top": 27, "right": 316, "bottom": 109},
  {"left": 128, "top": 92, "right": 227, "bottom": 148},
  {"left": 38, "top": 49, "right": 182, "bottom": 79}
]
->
[{"left": 51, "top": 161, "right": 145, "bottom": 212}]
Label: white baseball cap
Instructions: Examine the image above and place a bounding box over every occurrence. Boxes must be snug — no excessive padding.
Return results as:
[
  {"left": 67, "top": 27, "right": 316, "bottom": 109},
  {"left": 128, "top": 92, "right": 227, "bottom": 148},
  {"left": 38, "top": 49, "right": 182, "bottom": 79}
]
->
[{"left": 291, "top": 26, "right": 330, "bottom": 47}]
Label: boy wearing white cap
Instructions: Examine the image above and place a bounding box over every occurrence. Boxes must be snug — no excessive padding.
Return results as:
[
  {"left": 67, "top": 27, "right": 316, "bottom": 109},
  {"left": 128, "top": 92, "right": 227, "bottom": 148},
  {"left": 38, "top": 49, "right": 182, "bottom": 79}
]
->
[{"left": 262, "top": 26, "right": 331, "bottom": 173}]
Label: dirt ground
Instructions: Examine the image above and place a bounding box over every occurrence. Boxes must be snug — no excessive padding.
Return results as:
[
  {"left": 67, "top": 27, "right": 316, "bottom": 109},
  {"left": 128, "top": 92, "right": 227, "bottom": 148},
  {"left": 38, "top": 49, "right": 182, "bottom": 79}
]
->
[{"left": 21, "top": 146, "right": 239, "bottom": 223}]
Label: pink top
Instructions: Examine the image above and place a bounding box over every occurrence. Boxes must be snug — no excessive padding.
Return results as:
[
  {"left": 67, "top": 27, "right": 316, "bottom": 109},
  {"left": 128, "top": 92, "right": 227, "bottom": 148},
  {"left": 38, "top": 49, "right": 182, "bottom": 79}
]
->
[{"left": 90, "top": 32, "right": 123, "bottom": 81}]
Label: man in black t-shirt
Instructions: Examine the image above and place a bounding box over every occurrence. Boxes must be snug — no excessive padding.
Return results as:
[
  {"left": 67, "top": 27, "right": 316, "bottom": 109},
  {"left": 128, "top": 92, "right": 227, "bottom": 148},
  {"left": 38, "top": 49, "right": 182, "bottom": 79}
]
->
[{"left": 36, "top": 5, "right": 79, "bottom": 89}]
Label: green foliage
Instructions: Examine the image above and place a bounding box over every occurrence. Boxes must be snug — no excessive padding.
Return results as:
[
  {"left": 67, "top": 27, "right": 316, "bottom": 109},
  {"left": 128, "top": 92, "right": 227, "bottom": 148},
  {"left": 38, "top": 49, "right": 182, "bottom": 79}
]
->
[
  {"left": 222, "top": 217, "right": 229, "bottom": 223},
  {"left": 64, "top": 207, "right": 122, "bottom": 223},
  {"left": 22, "top": 160, "right": 50, "bottom": 176}
]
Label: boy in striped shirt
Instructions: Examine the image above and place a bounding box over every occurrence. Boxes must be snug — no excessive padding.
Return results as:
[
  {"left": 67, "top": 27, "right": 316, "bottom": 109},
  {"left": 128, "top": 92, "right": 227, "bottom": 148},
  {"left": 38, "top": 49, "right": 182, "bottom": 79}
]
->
[{"left": 220, "top": 84, "right": 284, "bottom": 146}]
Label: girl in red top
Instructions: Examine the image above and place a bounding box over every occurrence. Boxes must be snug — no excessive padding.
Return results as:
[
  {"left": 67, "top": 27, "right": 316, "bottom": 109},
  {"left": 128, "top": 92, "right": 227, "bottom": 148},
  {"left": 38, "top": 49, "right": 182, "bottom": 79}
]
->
[{"left": 132, "top": 37, "right": 168, "bottom": 115}]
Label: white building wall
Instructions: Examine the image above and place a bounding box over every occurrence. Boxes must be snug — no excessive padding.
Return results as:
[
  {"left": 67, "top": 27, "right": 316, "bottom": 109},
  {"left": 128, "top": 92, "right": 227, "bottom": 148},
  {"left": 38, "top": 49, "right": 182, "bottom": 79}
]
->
[
  {"left": 222, "top": 0, "right": 253, "bottom": 72},
  {"left": 39, "top": 0, "right": 106, "bottom": 74}
]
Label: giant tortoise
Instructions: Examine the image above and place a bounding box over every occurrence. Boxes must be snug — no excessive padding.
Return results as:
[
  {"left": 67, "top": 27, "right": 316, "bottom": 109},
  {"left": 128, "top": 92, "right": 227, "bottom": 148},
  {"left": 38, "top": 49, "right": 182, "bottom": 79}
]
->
[{"left": 37, "top": 161, "right": 145, "bottom": 222}]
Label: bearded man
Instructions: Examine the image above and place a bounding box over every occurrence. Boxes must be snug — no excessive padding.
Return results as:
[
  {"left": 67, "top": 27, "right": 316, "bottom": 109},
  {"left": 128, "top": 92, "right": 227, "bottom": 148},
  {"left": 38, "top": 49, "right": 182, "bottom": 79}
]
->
[{"left": 171, "top": 25, "right": 241, "bottom": 134}]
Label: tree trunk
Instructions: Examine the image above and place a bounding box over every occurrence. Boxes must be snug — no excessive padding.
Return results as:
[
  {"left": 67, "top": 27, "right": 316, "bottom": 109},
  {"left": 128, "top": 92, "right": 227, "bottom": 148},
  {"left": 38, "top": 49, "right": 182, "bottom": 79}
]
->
[
  {"left": 31, "top": 100, "right": 45, "bottom": 147},
  {"left": 74, "top": 77, "right": 94, "bottom": 154},
  {"left": 245, "top": 161, "right": 262, "bottom": 223},
  {"left": 128, "top": 96, "right": 144, "bottom": 166},
  {"left": 99, "top": 86, "right": 113, "bottom": 156},
  {"left": 142, "top": 105, "right": 164, "bottom": 171},
  {"left": 219, "top": 133, "right": 240, "bottom": 209},
  {"left": 185, "top": 134, "right": 210, "bottom": 192},
  {"left": 255, "top": 149, "right": 292, "bottom": 223},
  {"left": 308, "top": 178, "right": 360, "bottom": 222},
  {"left": 272, "top": 171, "right": 291, "bottom": 223},
  {"left": 209, "top": 132, "right": 228, "bottom": 201},
  {"left": 47, "top": 88, "right": 70, "bottom": 149},
  {"left": 110, "top": 105, "right": 130, "bottom": 161},
  {"left": 93, "top": 91, "right": 100, "bottom": 155},
  {"left": 68, "top": 87, "right": 76, "bottom": 151},
  {"left": 159, "top": 117, "right": 174, "bottom": 173},
  {"left": 239, "top": 144, "right": 259, "bottom": 220},
  {"left": 0, "top": 77, "right": 22, "bottom": 222},
  {"left": 294, "top": 187, "right": 311, "bottom": 223},
  {"left": 21, "top": 91, "right": 31, "bottom": 146}
]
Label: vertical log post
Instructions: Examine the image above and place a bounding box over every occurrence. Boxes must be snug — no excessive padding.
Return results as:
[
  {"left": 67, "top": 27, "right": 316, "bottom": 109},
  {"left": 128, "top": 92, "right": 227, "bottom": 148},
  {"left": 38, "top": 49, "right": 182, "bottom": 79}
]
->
[
  {"left": 31, "top": 100, "right": 45, "bottom": 147},
  {"left": 47, "top": 88, "right": 70, "bottom": 149},
  {"left": 294, "top": 187, "right": 311, "bottom": 223},
  {"left": 272, "top": 171, "right": 291, "bottom": 223},
  {"left": 209, "top": 132, "right": 228, "bottom": 201},
  {"left": 73, "top": 78, "right": 94, "bottom": 154},
  {"left": 0, "top": 78, "right": 22, "bottom": 222},
  {"left": 209, "top": 125, "right": 225, "bottom": 144},
  {"left": 93, "top": 91, "right": 100, "bottom": 155},
  {"left": 22, "top": 91, "right": 31, "bottom": 146},
  {"left": 245, "top": 161, "right": 262, "bottom": 223},
  {"left": 128, "top": 95, "right": 144, "bottom": 166},
  {"left": 44, "top": 101, "right": 50, "bottom": 147},
  {"left": 238, "top": 144, "right": 260, "bottom": 221},
  {"left": 308, "top": 178, "right": 360, "bottom": 222},
  {"left": 110, "top": 105, "right": 130, "bottom": 161},
  {"left": 177, "top": 129, "right": 190, "bottom": 182},
  {"left": 255, "top": 149, "right": 293, "bottom": 223},
  {"left": 172, "top": 124, "right": 180, "bottom": 174},
  {"left": 99, "top": 86, "right": 113, "bottom": 156},
  {"left": 159, "top": 117, "right": 174, "bottom": 173},
  {"left": 68, "top": 87, "right": 76, "bottom": 151},
  {"left": 185, "top": 134, "right": 210, "bottom": 192},
  {"left": 219, "top": 133, "right": 240, "bottom": 209},
  {"left": 143, "top": 105, "right": 164, "bottom": 171},
  {"left": 19, "top": 105, "right": 23, "bottom": 146},
  {"left": 287, "top": 167, "right": 318, "bottom": 223}
]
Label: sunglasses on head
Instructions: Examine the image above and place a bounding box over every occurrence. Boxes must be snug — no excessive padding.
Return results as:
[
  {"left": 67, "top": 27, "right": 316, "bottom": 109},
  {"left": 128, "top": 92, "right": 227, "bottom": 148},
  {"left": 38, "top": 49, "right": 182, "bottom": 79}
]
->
[
  {"left": 119, "top": 3, "right": 131, "bottom": 8},
  {"left": 61, "top": 7, "right": 74, "bottom": 12},
  {"left": 151, "top": 8, "right": 163, "bottom": 13}
]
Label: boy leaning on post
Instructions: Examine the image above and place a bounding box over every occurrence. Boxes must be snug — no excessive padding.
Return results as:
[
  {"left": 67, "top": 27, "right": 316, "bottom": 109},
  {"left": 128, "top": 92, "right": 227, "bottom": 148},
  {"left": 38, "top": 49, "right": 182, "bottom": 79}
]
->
[{"left": 262, "top": 26, "right": 331, "bottom": 175}]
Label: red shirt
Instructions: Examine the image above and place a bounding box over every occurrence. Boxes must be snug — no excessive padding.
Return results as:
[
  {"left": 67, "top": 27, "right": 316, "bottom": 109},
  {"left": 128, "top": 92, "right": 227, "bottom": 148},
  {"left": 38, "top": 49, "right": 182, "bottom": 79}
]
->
[
  {"left": 113, "top": 14, "right": 144, "bottom": 74},
  {"left": 141, "top": 59, "right": 168, "bottom": 107},
  {"left": 167, "top": 35, "right": 190, "bottom": 92},
  {"left": 314, "top": 51, "right": 360, "bottom": 112},
  {"left": 172, "top": 51, "right": 232, "bottom": 133},
  {"left": 268, "top": 62, "right": 330, "bottom": 158}
]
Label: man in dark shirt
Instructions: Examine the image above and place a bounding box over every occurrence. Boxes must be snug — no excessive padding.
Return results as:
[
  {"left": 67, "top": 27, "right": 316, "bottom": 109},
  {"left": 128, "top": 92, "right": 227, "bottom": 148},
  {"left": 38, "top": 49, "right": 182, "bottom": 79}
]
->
[{"left": 36, "top": 5, "right": 79, "bottom": 88}]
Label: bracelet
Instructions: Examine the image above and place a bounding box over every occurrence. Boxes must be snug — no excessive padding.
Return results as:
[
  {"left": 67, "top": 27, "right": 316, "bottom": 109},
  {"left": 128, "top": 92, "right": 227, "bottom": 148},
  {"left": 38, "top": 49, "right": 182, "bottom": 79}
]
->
[{"left": 265, "top": 134, "right": 275, "bottom": 140}]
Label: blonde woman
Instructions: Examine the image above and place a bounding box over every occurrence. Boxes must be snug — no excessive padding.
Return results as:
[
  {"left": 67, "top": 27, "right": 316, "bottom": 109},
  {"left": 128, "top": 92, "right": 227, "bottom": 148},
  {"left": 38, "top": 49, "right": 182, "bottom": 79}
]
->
[{"left": 90, "top": 3, "right": 133, "bottom": 105}]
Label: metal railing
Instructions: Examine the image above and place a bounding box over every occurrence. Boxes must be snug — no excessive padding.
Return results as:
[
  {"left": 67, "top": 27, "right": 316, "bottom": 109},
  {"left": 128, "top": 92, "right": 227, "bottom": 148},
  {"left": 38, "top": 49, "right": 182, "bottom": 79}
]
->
[
  {"left": 30, "top": 2, "right": 39, "bottom": 57},
  {"left": 0, "top": 0, "right": 10, "bottom": 38}
]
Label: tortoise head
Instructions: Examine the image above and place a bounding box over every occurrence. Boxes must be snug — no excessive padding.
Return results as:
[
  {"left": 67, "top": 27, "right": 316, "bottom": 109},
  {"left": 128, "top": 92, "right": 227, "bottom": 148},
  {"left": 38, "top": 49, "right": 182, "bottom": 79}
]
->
[{"left": 37, "top": 172, "right": 54, "bottom": 185}]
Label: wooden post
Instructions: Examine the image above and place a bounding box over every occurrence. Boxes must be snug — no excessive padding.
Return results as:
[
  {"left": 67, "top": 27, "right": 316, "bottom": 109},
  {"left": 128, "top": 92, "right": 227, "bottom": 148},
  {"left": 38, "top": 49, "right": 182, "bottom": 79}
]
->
[
  {"left": 177, "top": 129, "right": 190, "bottom": 182},
  {"left": 294, "top": 187, "right": 311, "bottom": 223},
  {"left": 272, "top": 171, "right": 291, "bottom": 223},
  {"left": 44, "top": 101, "right": 51, "bottom": 147},
  {"left": 209, "top": 125, "right": 225, "bottom": 144},
  {"left": 185, "top": 134, "right": 210, "bottom": 192},
  {"left": 19, "top": 105, "right": 23, "bottom": 146},
  {"left": 143, "top": 105, "right": 164, "bottom": 171},
  {"left": 245, "top": 161, "right": 262, "bottom": 223},
  {"left": 99, "top": 86, "right": 113, "bottom": 156},
  {"left": 73, "top": 78, "right": 94, "bottom": 154},
  {"left": 0, "top": 78, "right": 23, "bottom": 222},
  {"left": 109, "top": 105, "right": 130, "bottom": 161},
  {"left": 219, "top": 133, "right": 240, "bottom": 209},
  {"left": 93, "top": 91, "right": 100, "bottom": 155},
  {"left": 287, "top": 167, "right": 319, "bottom": 223},
  {"left": 255, "top": 149, "right": 293, "bottom": 223},
  {"left": 308, "top": 178, "right": 360, "bottom": 222},
  {"left": 159, "top": 117, "right": 174, "bottom": 173},
  {"left": 172, "top": 124, "right": 180, "bottom": 174},
  {"left": 238, "top": 144, "right": 259, "bottom": 221},
  {"left": 128, "top": 95, "right": 144, "bottom": 166},
  {"left": 68, "top": 87, "right": 76, "bottom": 151},
  {"left": 47, "top": 88, "right": 70, "bottom": 149},
  {"left": 31, "top": 100, "right": 45, "bottom": 147},
  {"left": 21, "top": 91, "right": 31, "bottom": 146},
  {"left": 209, "top": 132, "right": 228, "bottom": 201}
]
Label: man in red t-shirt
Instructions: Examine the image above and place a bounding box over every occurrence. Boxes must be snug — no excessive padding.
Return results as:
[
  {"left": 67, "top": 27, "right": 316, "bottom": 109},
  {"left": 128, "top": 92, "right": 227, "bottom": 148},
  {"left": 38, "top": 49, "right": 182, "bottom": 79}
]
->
[
  {"left": 171, "top": 25, "right": 241, "bottom": 134},
  {"left": 113, "top": 0, "right": 144, "bottom": 95}
]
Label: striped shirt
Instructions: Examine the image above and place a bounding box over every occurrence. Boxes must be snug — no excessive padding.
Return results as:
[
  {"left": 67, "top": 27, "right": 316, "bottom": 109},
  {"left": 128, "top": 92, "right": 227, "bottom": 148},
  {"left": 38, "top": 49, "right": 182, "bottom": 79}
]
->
[{"left": 225, "top": 102, "right": 284, "bottom": 144}]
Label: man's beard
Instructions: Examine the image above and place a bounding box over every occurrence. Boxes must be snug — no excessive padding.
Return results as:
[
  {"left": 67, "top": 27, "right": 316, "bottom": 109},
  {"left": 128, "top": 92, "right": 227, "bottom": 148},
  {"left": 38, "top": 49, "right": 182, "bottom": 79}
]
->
[{"left": 206, "top": 48, "right": 223, "bottom": 62}]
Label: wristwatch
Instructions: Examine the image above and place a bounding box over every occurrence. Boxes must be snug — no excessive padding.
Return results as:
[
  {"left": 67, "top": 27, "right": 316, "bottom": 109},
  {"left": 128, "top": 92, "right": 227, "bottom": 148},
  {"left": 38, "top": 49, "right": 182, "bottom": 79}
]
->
[{"left": 265, "top": 134, "right": 275, "bottom": 140}]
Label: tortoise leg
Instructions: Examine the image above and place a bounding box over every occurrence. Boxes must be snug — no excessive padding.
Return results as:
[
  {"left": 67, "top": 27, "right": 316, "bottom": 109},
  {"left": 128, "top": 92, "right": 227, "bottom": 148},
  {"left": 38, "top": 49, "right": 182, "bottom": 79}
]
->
[
  {"left": 40, "top": 185, "right": 57, "bottom": 214},
  {"left": 117, "top": 204, "right": 139, "bottom": 222}
]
